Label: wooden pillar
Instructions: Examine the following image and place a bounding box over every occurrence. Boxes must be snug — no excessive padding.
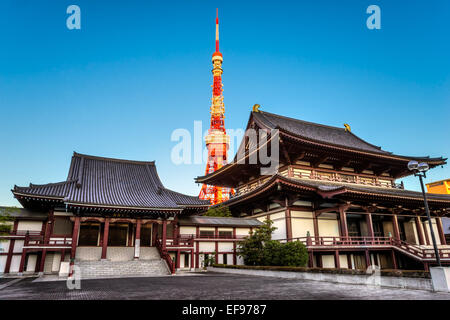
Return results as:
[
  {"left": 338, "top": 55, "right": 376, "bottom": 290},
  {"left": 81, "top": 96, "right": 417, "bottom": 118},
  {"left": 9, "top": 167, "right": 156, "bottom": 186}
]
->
[
  {"left": 347, "top": 254, "right": 352, "bottom": 270},
  {"left": 176, "top": 250, "right": 181, "bottom": 269},
  {"left": 101, "top": 218, "right": 110, "bottom": 260},
  {"left": 391, "top": 250, "right": 397, "bottom": 270},
  {"left": 4, "top": 221, "right": 19, "bottom": 274},
  {"left": 162, "top": 220, "right": 167, "bottom": 251},
  {"left": 436, "top": 217, "right": 447, "bottom": 245},
  {"left": 308, "top": 251, "right": 314, "bottom": 268},
  {"left": 415, "top": 216, "right": 425, "bottom": 245},
  {"left": 339, "top": 207, "right": 348, "bottom": 238},
  {"left": 173, "top": 224, "right": 179, "bottom": 245},
  {"left": 195, "top": 226, "right": 200, "bottom": 268},
  {"left": 364, "top": 250, "right": 371, "bottom": 269},
  {"left": 313, "top": 216, "right": 319, "bottom": 244},
  {"left": 190, "top": 249, "right": 194, "bottom": 269},
  {"left": 232, "top": 227, "right": 237, "bottom": 265},
  {"left": 39, "top": 249, "right": 47, "bottom": 273},
  {"left": 61, "top": 249, "right": 66, "bottom": 263},
  {"left": 151, "top": 222, "right": 157, "bottom": 246},
  {"left": 424, "top": 262, "right": 429, "bottom": 272},
  {"left": 127, "top": 223, "right": 134, "bottom": 247},
  {"left": 366, "top": 213, "right": 374, "bottom": 239},
  {"left": 18, "top": 249, "right": 27, "bottom": 274},
  {"left": 70, "top": 217, "right": 80, "bottom": 261},
  {"left": 134, "top": 219, "right": 142, "bottom": 259},
  {"left": 392, "top": 215, "right": 400, "bottom": 240},
  {"left": 285, "top": 208, "right": 292, "bottom": 241},
  {"left": 214, "top": 227, "right": 219, "bottom": 264},
  {"left": 334, "top": 250, "right": 340, "bottom": 269}
]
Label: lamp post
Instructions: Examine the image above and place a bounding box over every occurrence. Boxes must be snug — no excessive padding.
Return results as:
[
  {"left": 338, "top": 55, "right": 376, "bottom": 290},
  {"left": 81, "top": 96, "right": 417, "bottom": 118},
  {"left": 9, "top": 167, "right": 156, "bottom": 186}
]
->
[{"left": 407, "top": 160, "right": 441, "bottom": 267}]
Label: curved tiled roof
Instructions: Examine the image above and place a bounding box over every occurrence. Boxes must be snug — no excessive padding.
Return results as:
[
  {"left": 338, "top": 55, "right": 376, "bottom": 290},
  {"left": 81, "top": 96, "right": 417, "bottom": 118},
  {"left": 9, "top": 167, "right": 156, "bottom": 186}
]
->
[
  {"left": 13, "top": 152, "right": 208, "bottom": 211},
  {"left": 254, "top": 111, "right": 391, "bottom": 155}
]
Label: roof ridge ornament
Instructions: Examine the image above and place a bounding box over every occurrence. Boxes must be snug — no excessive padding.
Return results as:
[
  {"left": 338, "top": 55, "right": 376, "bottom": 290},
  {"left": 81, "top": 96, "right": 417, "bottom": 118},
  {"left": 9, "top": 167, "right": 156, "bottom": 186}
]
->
[
  {"left": 253, "top": 104, "right": 261, "bottom": 112},
  {"left": 344, "top": 123, "right": 351, "bottom": 132}
]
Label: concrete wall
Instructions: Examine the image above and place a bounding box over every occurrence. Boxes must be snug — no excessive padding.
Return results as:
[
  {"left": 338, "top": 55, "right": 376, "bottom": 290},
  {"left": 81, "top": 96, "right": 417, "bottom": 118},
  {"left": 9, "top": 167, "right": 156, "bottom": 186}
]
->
[
  {"left": 76, "top": 247, "right": 102, "bottom": 261},
  {"left": 209, "top": 267, "right": 433, "bottom": 291}
]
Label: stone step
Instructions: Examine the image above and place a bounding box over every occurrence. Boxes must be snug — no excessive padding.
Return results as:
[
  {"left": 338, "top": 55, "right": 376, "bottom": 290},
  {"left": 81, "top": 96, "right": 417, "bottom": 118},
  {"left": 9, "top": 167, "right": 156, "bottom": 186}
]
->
[{"left": 75, "top": 259, "right": 170, "bottom": 279}]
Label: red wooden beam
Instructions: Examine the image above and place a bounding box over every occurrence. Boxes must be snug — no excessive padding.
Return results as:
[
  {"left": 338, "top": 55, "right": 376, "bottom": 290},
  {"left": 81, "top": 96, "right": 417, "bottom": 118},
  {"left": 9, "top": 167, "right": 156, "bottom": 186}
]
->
[{"left": 101, "top": 218, "right": 110, "bottom": 259}]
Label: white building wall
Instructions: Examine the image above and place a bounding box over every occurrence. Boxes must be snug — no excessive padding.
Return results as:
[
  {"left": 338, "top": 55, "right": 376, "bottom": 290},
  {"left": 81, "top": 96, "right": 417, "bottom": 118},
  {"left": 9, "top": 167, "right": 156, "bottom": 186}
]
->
[
  {"left": 291, "top": 211, "right": 315, "bottom": 238},
  {"left": 0, "top": 256, "right": 7, "bottom": 273},
  {"left": 317, "top": 216, "right": 340, "bottom": 237},
  {"left": 270, "top": 212, "right": 286, "bottom": 240},
  {"left": 26, "top": 254, "right": 37, "bottom": 272},
  {"left": 9, "top": 256, "right": 21, "bottom": 273},
  {"left": 17, "top": 221, "right": 42, "bottom": 231},
  {"left": 199, "top": 242, "right": 215, "bottom": 252},
  {"left": 322, "top": 255, "right": 335, "bottom": 268},
  {"left": 218, "top": 242, "right": 233, "bottom": 252}
]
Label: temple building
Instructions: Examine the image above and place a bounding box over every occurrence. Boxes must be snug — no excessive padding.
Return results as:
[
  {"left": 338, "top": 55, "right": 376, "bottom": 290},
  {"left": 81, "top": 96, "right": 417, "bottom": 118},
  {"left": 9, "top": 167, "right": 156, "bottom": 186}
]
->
[
  {"left": 0, "top": 153, "right": 261, "bottom": 277},
  {"left": 196, "top": 109, "right": 450, "bottom": 270}
]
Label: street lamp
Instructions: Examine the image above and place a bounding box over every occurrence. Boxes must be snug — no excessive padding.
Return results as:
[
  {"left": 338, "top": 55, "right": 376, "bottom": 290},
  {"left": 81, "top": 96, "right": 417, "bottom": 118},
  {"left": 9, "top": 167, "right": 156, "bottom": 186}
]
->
[{"left": 407, "top": 160, "right": 441, "bottom": 267}]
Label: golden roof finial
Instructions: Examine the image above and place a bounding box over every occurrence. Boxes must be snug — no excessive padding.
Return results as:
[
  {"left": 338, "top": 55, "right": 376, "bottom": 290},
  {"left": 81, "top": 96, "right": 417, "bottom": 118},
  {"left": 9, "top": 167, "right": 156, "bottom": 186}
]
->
[
  {"left": 253, "top": 104, "right": 261, "bottom": 112},
  {"left": 344, "top": 123, "right": 351, "bottom": 132}
]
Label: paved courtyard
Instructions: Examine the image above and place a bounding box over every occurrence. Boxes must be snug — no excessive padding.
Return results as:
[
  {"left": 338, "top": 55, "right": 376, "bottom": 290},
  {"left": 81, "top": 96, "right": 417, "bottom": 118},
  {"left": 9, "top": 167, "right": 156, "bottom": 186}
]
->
[{"left": 0, "top": 272, "right": 449, "bottom": 300}]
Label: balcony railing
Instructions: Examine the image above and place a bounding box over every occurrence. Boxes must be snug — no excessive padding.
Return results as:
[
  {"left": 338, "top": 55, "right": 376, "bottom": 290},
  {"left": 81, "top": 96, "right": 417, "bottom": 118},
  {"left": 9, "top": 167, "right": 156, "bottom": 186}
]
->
[
  {"left": 179, "top": 233, "right": 247, "bottom": 240},
  {"left": 279, "top": 236, "right": 450, "bottom": 261}
]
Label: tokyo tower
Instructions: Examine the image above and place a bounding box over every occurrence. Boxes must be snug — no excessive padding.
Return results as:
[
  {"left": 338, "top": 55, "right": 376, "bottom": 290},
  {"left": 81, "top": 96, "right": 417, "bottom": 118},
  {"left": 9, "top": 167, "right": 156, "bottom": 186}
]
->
[{"left": 199, "top": 10, "right": 232, "bottom": 205}]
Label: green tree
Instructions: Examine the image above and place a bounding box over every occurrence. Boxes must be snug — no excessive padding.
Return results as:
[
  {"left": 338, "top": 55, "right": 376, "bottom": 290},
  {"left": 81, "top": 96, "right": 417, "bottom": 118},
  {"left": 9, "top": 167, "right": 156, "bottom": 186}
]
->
[
  {"left": 279, "top": 241, "right": 308, "bottom": 267},
  {"left": 203, "top": 205, "right": 232, "bottom": 217},
  {"left": 0, "top": 207, "right": 15, "bottom": 235},
  {"left": 238, "top": 219, "right": 277, "bottom": 266}
]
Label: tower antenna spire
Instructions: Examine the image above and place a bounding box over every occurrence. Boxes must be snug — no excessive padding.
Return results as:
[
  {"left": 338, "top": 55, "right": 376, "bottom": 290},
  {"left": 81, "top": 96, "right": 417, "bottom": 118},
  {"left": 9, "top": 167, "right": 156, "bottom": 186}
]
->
[
  {"left": 199, "top": 9, "right": 233, "bottom": 205},
  {"left": 215, "top": 8, "right": 219, "bottom": 52}
]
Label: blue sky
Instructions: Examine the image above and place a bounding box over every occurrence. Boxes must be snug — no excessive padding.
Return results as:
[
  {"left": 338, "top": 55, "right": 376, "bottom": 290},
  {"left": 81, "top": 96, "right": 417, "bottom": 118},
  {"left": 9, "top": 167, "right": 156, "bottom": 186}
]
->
[{"left": 0, "top": 0, "right": 449, "bottom": 206}]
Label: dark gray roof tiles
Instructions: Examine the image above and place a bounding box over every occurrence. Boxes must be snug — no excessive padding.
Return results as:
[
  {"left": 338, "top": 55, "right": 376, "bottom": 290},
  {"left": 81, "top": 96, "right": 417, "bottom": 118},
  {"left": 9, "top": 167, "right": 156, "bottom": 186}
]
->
[
  {"left": 13, "top": 152, "right": 209, "bottom": 210},
  {"left": 178, "top": 215, "right": 264, "bottom": 227},
  {"left": 254, "top": 111, "right": 391, "bottom": 154}
]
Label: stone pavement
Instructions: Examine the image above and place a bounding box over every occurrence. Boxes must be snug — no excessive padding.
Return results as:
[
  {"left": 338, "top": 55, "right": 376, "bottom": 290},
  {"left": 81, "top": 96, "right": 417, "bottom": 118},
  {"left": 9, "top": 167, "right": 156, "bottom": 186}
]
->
[{"left": 0, "top": 272, "right": 449, "bottom": 300}]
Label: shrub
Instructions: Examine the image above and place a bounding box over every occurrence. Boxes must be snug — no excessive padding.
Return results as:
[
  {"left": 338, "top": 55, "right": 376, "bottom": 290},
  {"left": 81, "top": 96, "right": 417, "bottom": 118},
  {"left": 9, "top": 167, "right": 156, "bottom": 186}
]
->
[
  {"left": 203, "top": 205, "right": 232, "bottom": 217},
  {"left": 279, "top": 241, "right": 308, "bottom": 267}
]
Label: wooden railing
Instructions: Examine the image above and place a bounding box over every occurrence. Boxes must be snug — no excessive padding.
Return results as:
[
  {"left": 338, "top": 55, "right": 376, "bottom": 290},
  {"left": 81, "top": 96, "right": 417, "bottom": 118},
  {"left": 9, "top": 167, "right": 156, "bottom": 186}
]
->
[
  {"left": 280, "top": 236, "right": 450, "bottom": 261},
  {"left": 0, "top": 231, "right": 72, "bottom": 247},
  {"left": 179, "top": 233, "right": 247, "bottom": 240},
  {"left": 165, "top": 236, "right": 194, "bottom": 247},
  {"left": 155, "top": 238, "right": 176, "bottom": 274}
]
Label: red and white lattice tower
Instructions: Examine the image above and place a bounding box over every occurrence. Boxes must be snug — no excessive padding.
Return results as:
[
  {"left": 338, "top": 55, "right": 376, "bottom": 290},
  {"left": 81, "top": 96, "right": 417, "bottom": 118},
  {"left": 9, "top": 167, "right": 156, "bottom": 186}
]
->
[{"left": 199, "top": 9, "right": 233, "bottom": 205}]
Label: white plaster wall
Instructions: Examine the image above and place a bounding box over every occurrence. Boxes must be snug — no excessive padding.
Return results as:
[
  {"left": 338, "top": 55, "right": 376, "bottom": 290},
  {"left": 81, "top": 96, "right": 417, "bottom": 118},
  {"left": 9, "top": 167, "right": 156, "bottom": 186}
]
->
[
  {"left": 52, "top": 253, "right": 61, "bottom": 272},
  {"left": 180, "top": 226, "right": 196, "bottom": 235},
  {"left": 322, "top": 255, "right": 335, "bottom": 268},
  {"left": 180, "top": 253, "right": 191, "bottom": 268},
  {"left": 10, "top": 256, "right": 21, "bottom": 273},
  {"left": 0, "top": 239, "right": 10, "bottom": 253},
  {"left": 199, "top": 242, "right": 215, "bottom": 252},
  {"left": 339, "top": 255, "right": 348, "bottom": 269},
  {"left": 317, "top": 218, "right": 340, "bottom": 237},
  {"left": 271, "top": 212, "right": 286, "bottom": 240},
  {"left": 236, "top": 228, "right": 251, "bottom": 236},
  {"left": 0, "top": 256, "right": 7, "bottom": 273},
  {"left": 13, "top": 240, "right": 24, "bottom": 253},
  {"left": 291, "top": 211, "right": 315, "bottom": 238},
  {"left": 236, "top": 255, "right": 244, "bottom": 265},
  {"left": 199, "top": 227, "right": 215, "bottom": 232},
  {"left": 44, "top": 253, "right": 54, "bottom": 273},
  {"left": 218, "top": 242, "right": 233, "bottom": 252},
  {"left": 26, "top": 254, "right": 37, "bottom": 272},
  {"left": 17, "top": 221, "right": 42, "bottom": 232}
]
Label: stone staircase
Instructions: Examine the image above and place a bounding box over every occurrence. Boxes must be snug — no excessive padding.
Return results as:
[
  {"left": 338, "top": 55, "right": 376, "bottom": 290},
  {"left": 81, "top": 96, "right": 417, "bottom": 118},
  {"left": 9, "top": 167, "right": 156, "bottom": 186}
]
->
[{"left": 75, "top": 248, "right": 170, "bottom": 279}]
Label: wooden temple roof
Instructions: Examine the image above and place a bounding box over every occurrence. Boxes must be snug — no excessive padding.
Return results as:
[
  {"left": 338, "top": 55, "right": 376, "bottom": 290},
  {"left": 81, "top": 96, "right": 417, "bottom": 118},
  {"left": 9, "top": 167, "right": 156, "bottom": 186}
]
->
[
  {"left": 13, "top": 152, "right": 209, "bottom": 214},
  {"left": 196, "top": 110, "right": 447, "bottom": 186}
]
